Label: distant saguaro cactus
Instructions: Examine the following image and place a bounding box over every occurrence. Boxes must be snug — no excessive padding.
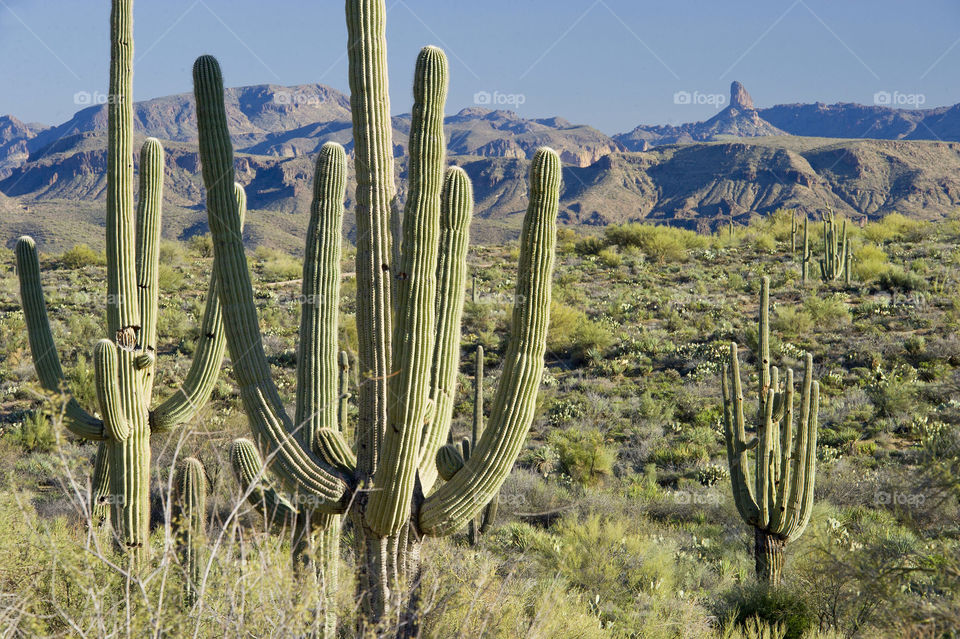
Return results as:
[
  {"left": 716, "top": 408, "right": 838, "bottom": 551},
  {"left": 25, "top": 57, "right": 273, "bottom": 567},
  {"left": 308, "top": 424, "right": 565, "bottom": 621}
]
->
[
  {"left": 192, "top": 1, "right": 559, "bottom": 628},
  {"left": 819, "top": 209, "right": 848, "bottom": 282},
  {"left": 720, "top": 277, "right": 820, "bottom": 585},
  {"left": 14, "top": 0, "right": 236, "bottom": 562}
]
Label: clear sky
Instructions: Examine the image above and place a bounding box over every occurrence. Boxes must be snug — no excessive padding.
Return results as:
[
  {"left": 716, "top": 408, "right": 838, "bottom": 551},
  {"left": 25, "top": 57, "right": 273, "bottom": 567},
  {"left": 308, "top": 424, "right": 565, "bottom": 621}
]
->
[{"left": 1, "top": 0, "right": 959, "bottom": 134}]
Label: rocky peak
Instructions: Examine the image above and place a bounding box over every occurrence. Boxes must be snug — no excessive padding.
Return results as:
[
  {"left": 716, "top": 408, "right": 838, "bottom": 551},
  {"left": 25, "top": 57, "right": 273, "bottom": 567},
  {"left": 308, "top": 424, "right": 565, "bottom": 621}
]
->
[{"left": 730, "top": 81, "right": 754, "bottom": 111}]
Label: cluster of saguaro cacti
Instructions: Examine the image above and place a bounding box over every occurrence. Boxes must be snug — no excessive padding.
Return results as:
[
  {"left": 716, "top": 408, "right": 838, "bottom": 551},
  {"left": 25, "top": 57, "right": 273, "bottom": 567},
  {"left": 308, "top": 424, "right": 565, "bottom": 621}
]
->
[
  {"left": 436, "top": 346, "right": 499, "bottom": 545},
  {"left": 173, "top": 457, "right": 208, "bottom": 606},
  {"left": 819, "top": 209, "right": 849, "bottom": 282},
  {"left": 191, "top": 0, "right": 559, "bottom": 629},
  {"left": 720, "top": 277, "right": 820, "bottom": 586},
  {"left": 14, "top": 0, "right": 235, "bottom": 561}
]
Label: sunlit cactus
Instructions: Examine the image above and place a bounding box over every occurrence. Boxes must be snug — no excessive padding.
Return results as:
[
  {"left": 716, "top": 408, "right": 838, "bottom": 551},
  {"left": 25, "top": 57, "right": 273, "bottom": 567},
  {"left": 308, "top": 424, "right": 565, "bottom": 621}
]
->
[
  {"left": 192, "top": 2, "right": 559, "bottom": 627},
  {"left": 13, "top": 0, "right": 237, "bottom": 562},
  {"left": 720, "top": 277, "right": 820, "bottom": 585}
]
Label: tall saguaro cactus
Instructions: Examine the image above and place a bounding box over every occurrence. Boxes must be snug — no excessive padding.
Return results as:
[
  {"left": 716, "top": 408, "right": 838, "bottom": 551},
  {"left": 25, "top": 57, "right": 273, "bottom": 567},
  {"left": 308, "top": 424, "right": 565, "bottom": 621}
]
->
[
  {"left": 14, "top": 0, "right": 235, "bottom": 561},
  {"left": 720, "top": 277, "right": 820, "bottom": 585},
  {"left": 192, "top": 0, "right": 559, "bottom": 627}
]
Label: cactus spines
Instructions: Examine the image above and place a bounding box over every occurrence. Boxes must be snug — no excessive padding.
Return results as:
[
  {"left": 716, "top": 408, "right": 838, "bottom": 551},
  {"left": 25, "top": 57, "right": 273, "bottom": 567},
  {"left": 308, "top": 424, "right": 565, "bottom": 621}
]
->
[
  {"left": 173, "top": 457, "right": 208, "bottom": 606},
  {"left": 194, "top": 0, "right": 558, "bottom": 626},
  {"left": 720, "top": 276, "right": 819, "bottom": 585},
  {"left": 14, "top": 0, "right": 233, "bottom": 560},
  {"left": 419, "top": 166, "right": 473, "bottom": 490}
]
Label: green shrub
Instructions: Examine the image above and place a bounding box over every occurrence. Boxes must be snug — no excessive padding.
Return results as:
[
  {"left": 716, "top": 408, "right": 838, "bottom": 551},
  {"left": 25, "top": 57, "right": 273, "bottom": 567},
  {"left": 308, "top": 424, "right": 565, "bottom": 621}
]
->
[
  {"left": 803, "top": 295, "right": 850, "bottom": 329},
  {"left": 8, "top": 411, "right": 56, "bottom": 452},
  {"left": 876, "top": 266, "right": 926, "bottom": 293},
  {"left": 188, "top": 233, "right": 214, "bottom": 258},
  {"left": 574, "top": 236, "right": 605, "bottom": 256},
  {"left": 605, "top": 223, "right": 705, "bottom": 263},
  {"left": 60, "top": 244, "right": 105, "bottom": 269},
  {"left": 716, "top": 584, "right": 815, "bottom": 639},
  {"left": 772, "top": 306, "right": 812, "bottom": 338},
  {"left": 852, "top": 243, "right": 888, "bottom": 281},
  {"left": 549, "top": 428, "right": 615, "bottom": 487},
  {"left": 547, "top": 301, "right": 613, "bottom": 363},
  {"left": 597, "top": 246, "right": 622, "bottom": 268},
  {"left": 157, "top": 263, "right": 184, "bottom": 291},
  {"left": 862, "top": 213, "right": 926, "bottom": 244}
]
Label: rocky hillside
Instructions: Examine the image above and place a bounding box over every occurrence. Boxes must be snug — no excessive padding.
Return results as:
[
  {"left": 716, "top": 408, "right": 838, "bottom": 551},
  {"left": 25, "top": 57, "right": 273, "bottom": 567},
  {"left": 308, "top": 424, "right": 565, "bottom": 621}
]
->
[{"left": 4, "top": 80, "right": 960, "bottom": 252}]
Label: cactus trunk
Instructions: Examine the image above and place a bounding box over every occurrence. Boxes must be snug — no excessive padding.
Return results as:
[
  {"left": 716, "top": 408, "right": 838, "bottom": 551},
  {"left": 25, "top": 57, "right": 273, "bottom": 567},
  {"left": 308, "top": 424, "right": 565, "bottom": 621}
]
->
[{"left": 754, "top": 528, "right": 785, "bottom": 586}]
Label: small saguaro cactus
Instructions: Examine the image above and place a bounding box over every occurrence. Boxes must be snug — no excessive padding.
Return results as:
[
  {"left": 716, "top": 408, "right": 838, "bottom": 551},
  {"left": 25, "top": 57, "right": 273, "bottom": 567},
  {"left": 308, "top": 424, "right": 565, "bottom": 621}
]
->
[
  {"left": 467, "top": 345, "right": 499, "bottom": 546},
  {"left": 819, "top": 209, "right": 848, "bottom": 282},
  {"left": 173, "top": 457, "right": 208, "bottom": 606},
  {"left": 14, "top": 0, "right": 237, "bottom": 562},
  {"left": 790, "top": 212, "right": 798, "bottom": 254},
  {"left": 720, "top": 276, "right": 820, "bottom": 586},
  {"left": 801, "top": 216, "right": 810, "bottom": 286},
  {"left": 192, "top": 0, "right": 559, "bottom": 627}
]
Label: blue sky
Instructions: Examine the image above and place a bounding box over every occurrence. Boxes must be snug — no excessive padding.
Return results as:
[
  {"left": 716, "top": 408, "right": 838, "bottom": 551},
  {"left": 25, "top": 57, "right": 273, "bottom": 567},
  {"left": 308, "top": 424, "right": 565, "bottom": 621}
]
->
[{"left": 1, "top": 0, "right": 959, "bottom": 134}]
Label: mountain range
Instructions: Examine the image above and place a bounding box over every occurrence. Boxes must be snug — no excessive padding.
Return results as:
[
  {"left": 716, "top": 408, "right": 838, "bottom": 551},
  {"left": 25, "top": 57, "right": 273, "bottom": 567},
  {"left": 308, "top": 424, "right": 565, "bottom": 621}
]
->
[{"left": 3, "top": 80, "right": 960, "bottom": 251}]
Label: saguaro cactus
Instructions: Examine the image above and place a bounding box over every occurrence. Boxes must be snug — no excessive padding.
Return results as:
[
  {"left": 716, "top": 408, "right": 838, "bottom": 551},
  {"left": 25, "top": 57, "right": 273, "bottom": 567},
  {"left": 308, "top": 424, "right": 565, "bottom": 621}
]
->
[
  {"left": 14, "top": 0, "right": 235, "bottom": 561},
  {"left": 192, "top": 0, "right": 559, "bottom": 627},
  {"left": 467, "top": 345, "right": 498, "bottom": 546},
  {"left": 801, "top": 216, "right": 810, "bottom": 285},
  {"left": 819, "top": 209, "right": 848, "bottom": 282},
  {"left": 173, "top": 457, "right": 208, "bottom": 606},
  {"left": 720, "top": 277, "right": 820, "bottom": 585}
]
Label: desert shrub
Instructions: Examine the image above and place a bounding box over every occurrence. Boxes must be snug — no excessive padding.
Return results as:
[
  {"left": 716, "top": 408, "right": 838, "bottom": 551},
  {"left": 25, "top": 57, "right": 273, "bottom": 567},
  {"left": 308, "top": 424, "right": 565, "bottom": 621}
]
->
[
  {"left": 547, "top": 301, "right": 613, "bottom": 363},
  {"left": 549, "top": 428, "right": 615, "bottom": 487},
  {"left": 157, "top": 263, "right": 184, "bottom": 291},
  {"left": 772, "top": 306, "right": 813, "bottom": 338},
  {"left": 60, "top": 244, "right": 105, "bottom": 269},
  {"left": 715, "top": 584, "right": 815, "bottom": 639},
  {"left": 803, "top": 295, "right": 850, "bottom": 329},
  {"left": 574, "top": 235, "right": 605, "bottom": 256},
  {"left": 605, "top": 222, "right": 705, "bottom": 263},
  {"left": 255, "top": 246, "right": 303, "bottom": 282},
  {"left": 597, "top": 246, "right": 622, "bottom": 268},
  {"left": 8, "top": 410, "right": 56, "bottom": 452},
  {"left": 188, "top": 233, "right": 214, "bottom": 258},
  {"left": 862, "top": 213, "right": 926, "bottom": 244},
  {"left": 876, "top": 266, "right": 926, "bottom": 293},
  {"left": 852, "top": 244, "right": 888, "bottom": 281}
]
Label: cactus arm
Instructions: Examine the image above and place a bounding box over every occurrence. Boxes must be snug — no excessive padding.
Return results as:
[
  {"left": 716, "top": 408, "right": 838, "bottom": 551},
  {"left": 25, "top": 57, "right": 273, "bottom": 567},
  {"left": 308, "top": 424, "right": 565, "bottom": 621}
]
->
[
  {"left": 769, "top": 368, "right": 795, "bottom": 532},
  {"left": 105, "top": 0, "right": 140, "bottom": 340},
  {"left": 135, "top": 137, "right": 164, "bottom": 381},
  {"left": 367, "top": 46, "right": 449, "bottom": 536},
  {"left": 419, "top": 148, "right": 559, "bottom": 537},
  {"left": 150, "top": 183, "right": 247, "bottom": 432},
  {"left": 758, "top": 277, "right": 771, "bottom": 411},
  {"left": 91, "top": 442, "right": 111, "bottom": 524},
  {"left": 782, "top": 353, "right": 813, "bottom": 535},
  {"left": 346, "top": 0, "right": 396, "bottom": 478},
  {"left": 229, "top": 438, "right": 298, "bottom": 526},
  {"left": 193, "top": 55, "right": 349, "bottom": 508},
  {"left": 418, "top": 167, "right": 473, "bottom": 491},
  {"left": 93, "top": 339, "right": 129, "bottom": 442},
  {"left": 723, "top": 344, "right": 760, "bottom": 524},
  {"left": 756, "top": 387, "right": 775, "bottom": 530},
  {"left": 295, "top": 142, "right": 347, "bottom": 451},
  {"left": 787, "top": 381, "right": 819, "bottom": 542},
  {"left": 173, "top": 457, "right": 208, "bottom": 606},
  {"left": 15, "top": 237, "right": 105, "bottom": 439},
  {"left": 338, "top": 351, "right": 351, "bottom": 431},
  {"left": 316, "top": 428, "right": 358, "bottom": 475}
]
